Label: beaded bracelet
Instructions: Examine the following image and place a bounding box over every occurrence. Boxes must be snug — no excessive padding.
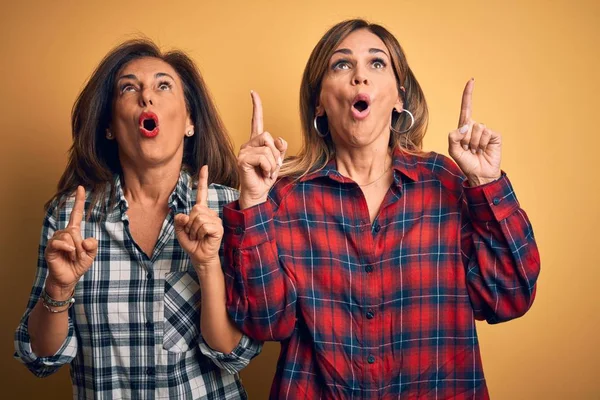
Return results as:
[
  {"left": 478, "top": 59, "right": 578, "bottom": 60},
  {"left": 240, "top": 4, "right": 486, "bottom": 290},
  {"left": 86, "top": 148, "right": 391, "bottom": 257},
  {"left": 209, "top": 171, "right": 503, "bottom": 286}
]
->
[{"left": 41, "top": 287, "right": 75, "bottom": 313}]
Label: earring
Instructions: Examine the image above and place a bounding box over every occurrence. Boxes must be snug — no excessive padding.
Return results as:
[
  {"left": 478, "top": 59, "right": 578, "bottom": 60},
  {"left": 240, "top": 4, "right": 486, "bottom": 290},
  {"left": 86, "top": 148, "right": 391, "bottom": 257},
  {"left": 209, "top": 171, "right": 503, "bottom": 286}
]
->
[
  {"left": 186, "top": 129, "right": 194, "bottom": 137},
  {"left": 106, "top": 129, "right": 113, "bottom": 139},
  {"left": 313, "top": 116, "right": 329, "bottom": 138},
  {"left": 390, "top": 109, "right": 415, "bottom": 134}
]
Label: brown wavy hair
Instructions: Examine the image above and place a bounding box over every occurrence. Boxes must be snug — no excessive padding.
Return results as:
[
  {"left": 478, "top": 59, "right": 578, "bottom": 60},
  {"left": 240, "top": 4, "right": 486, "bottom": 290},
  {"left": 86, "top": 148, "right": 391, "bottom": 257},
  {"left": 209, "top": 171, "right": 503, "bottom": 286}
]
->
[
  {"left": 47, "top": 38, "right": 239, "bottom": 210},
  {"left": 280, "top": 19, "right": 429, "bottom": 179}
]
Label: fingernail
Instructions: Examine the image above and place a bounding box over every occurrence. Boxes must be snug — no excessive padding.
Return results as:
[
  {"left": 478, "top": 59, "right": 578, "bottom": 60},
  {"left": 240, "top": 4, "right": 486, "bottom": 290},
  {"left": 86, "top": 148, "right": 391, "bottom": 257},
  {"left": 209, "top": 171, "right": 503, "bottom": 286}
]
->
[
  {"left": 250, "top": 90, "right": 254, "bottom": 94},
  {"left": 462, "top": 145, "right": 469, "bottom": 151},
  {"left": 69, "top": 246, "right": 76, "bottom": 252},
  {"left": 471, "top": 148, "right": 477, "bottom": 154},
  {"left": 278, "top": 157, "right": 283, "bottom": 167},
  {"left": 459, "top": 124, "right": 469, "bottom": 134}
]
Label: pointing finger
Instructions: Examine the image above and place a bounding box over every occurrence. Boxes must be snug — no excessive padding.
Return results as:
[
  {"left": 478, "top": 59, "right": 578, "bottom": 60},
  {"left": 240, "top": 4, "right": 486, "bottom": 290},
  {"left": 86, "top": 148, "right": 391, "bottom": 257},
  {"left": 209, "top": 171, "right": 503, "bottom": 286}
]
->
[
  {"left": 458, "top": 78, "right": 474, "bottom": 128},
  {"left": 68, "top": 186, "right": 85, "bottom": 229},
  {"left": 250, "top": 90, "right": 264, "bottom": 138},
  {"left": 196, "top": 165, "right": 209, "bottom": 206}
]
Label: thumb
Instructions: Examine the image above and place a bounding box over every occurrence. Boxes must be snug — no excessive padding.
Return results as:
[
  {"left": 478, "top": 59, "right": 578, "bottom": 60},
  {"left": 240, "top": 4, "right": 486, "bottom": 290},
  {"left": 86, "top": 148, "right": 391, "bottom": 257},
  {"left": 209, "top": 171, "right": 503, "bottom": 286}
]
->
[
  {"left": 174, "top": 214, "right": 195, "bottom": 251},
  {"left": 82, "top": 237, "right": 98, "bottom": 259},
  {"left": 174, "top": 214, "right": 189, "bottom": 234},
  {"left": 276, "top": 137, "right": 288, "bottom": 163}
]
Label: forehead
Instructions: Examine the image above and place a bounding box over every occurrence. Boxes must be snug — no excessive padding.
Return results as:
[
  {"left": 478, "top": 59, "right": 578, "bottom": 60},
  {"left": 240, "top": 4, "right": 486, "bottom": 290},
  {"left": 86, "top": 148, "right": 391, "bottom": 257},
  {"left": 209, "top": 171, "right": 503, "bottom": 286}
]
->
[
  {"left": 117, "top": 56, "right": 180, "bottom": 80},
  {"left": 334, "top": 28, "right": 389, "bottom": 55}
]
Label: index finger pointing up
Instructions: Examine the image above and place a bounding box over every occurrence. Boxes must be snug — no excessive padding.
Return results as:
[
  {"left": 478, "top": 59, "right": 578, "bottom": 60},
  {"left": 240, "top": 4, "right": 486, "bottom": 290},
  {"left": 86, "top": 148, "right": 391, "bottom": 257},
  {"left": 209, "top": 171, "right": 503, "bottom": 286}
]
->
[
  {"left": 458, "top": 78, "right": 474, "bottom": 128},
  {"left": 68, "top": 185, "right": 85, "bottom": 228},
  {"left": 196, "top": 165, "right": 209, "bottom": 206},
  {"left": 250, "top": 90, "right": 264, "bottom": 138}
]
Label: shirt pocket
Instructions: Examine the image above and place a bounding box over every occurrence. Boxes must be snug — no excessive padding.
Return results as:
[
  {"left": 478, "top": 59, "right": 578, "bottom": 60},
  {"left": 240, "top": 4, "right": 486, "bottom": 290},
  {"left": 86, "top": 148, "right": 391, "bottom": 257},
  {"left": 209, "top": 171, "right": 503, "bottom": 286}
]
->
[{"left": 162, "top": 270, "right": 201, "bottom": 353}]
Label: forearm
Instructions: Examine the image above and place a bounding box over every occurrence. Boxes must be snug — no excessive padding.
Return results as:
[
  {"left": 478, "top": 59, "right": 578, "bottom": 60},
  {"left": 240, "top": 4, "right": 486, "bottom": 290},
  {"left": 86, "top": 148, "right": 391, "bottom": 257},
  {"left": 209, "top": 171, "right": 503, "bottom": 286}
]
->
[
  {"left": 197, "top": 265, "right": 242, "bottom": 354},
  {"left": 462, "top": 174, "right": 540, "bottom": 322},
  {"left": 28, "top": 284, "right": 73, "bottom": 357}
]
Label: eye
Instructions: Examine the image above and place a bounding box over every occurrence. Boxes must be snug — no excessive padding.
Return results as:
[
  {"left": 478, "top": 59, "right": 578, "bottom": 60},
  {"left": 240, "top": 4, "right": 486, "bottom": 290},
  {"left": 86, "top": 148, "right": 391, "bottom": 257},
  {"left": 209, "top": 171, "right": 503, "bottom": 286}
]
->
[
  {"left": 158, "top": 80, "right": 173, "bottom": 90},
  {"left": 372, "top": 58, "right": 387, "bottom": 69},
  {"left": 120, "top": 83, "right": 137, "bottom": 93},
  {"left": 332, "top": 59, "right": 351, "bottom": 71}
]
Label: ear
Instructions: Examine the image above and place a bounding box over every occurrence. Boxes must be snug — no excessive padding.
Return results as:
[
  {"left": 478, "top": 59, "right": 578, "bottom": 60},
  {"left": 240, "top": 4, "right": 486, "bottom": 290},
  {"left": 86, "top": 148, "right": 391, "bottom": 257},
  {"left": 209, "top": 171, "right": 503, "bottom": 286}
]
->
[
  {"left": 185, "top": 116, "right": 194, "bottom": 137},
  {"left": 315, "top": 104, "right": 325, "bottom": 117},
  {"left": 394, "top": 86, "right": 405, "bottom": 112}
]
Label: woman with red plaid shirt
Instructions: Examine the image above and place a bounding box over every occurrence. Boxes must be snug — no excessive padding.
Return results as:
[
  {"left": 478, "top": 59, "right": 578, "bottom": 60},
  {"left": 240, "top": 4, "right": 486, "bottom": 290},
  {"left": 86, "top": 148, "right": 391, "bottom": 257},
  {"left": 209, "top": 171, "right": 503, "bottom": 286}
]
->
[{"left": 223, "top": 19, "right": 540, "bottom": 399}]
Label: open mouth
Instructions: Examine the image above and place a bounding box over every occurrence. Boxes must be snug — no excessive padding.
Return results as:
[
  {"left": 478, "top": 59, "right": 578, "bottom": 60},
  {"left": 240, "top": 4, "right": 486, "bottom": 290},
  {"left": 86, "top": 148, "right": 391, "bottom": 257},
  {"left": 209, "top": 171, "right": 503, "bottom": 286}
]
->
[
  {"left": 142, "top": 118, "right": 157, "bottom": 131},
  {"left": 351, "top": 93, "right": 371, "bottom": 119},
  {"left": 353, "top": 100, "right": 369, "bottom": 112},
  {"left": 138, "top": 111, "right": 159, "bottom": 138}
]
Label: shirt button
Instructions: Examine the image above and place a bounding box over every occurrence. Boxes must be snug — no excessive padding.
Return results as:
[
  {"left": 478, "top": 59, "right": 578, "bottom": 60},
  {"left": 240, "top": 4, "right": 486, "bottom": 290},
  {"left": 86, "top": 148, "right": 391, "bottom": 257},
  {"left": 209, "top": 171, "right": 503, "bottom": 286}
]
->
[
  {"left": 373, "top": 224, "right": 381, "bottom": 233},
  {"left": 145, "top": 321, "right": 153, "bottom": 329},
  {"left": 146, "top": 367, "right": 155, "bottom": 376},
  {"left": 365, "top": 265, "right": 373, "bottom": 273},
  {"left": 367, "top": 355, "right": 375, "bottom": 364},
  {"left": 366, "top": 310, "right": 375, "bottom": 319},
  {"left": 493, "top": 197, "right": 501, "bottom": 205},
  {"left": 234, "top": 226, "right": 243, "bottom": 235},
  {"left": 146, "top": 272, "right": 153, "bottom": 280}
]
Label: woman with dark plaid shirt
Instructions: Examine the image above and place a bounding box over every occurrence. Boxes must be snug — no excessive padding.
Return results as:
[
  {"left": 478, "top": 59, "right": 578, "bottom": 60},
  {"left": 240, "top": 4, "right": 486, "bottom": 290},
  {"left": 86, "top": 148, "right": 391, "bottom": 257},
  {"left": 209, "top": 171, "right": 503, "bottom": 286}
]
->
[{"left": 15, "top": 39, "right": 261, "bottom": 399}]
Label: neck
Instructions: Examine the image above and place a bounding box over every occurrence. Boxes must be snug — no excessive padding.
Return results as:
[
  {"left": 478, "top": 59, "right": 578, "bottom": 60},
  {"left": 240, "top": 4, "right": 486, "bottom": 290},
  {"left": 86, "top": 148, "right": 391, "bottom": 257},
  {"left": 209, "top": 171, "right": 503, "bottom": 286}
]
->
[
  {"left": 335, "top": 145, "right": 392, "bottom": 186},
  {"left": 120, "top": 161, "right": 182, "bottom": 207}
]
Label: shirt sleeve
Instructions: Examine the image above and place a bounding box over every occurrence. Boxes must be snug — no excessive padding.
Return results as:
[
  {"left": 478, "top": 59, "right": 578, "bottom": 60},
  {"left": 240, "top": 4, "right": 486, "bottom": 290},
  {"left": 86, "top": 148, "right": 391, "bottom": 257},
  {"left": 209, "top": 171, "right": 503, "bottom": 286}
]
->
[
  {"left": 14, "top": 202, "right": 78, "bottom": 377},
  {"left": 197, "top": 333, "right": 263, "bottom": 375},
  {"left": 222, "top": 199, "right": 298, "bottom": 341},
  {"left": 461, "top": 174, "right": 541, "bottom": 323}
]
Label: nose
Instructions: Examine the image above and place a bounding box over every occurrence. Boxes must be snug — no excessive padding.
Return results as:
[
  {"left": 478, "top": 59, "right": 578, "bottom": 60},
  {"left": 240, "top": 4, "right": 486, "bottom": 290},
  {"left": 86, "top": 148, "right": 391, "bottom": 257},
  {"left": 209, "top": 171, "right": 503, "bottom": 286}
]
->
[
  {"left": 352, "top": 65, "right": 369, "bottom": 86},
  {"left": 139, "top": 88, "right": 153, "bottom": 107}
]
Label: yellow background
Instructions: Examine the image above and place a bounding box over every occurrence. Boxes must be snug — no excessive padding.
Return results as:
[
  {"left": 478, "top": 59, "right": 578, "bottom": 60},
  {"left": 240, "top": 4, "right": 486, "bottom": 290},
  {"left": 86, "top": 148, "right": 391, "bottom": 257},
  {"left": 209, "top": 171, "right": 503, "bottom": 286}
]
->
[{"left": 1, "top": 1, "right": 598, "bottom": 398}]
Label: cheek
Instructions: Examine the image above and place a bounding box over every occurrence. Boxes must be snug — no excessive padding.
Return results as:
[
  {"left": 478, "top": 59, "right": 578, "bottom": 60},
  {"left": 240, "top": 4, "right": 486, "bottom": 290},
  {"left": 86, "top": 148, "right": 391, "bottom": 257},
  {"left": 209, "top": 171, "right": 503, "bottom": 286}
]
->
[{"left": 320, "top": 85, "right": 346, "bottom": 113}]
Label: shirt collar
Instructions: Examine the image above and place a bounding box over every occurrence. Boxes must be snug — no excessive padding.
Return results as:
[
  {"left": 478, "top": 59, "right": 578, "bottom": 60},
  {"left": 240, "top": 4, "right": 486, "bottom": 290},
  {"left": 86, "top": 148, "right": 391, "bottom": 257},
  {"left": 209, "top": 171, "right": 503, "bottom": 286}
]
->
[
  {"left": 103, "top": 170, "right": 194, "bottom": 221},
  {"left": 170, "top": 170, "right": 194, "bottom": 212},
  {"left": 300, "top": 146, "right": 420, "bottom": 186}
]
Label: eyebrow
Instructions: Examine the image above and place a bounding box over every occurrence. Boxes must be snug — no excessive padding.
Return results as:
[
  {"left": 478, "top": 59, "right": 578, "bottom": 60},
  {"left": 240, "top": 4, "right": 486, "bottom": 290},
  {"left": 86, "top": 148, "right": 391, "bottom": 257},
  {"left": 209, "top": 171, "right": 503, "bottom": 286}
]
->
[
  {"left": 116, "top": 72, "right": 176, "bottom": 82},
  {"left": 332, "top": 48, "right": 390, "bottom": 57}
]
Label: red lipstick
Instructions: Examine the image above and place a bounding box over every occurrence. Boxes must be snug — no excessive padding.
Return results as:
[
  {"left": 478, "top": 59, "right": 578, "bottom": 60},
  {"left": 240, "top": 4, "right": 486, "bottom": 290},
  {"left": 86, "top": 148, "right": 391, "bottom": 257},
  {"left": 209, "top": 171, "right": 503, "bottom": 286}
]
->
[{"left": 139, "top": 111, "right": 159, "bottom": 138}]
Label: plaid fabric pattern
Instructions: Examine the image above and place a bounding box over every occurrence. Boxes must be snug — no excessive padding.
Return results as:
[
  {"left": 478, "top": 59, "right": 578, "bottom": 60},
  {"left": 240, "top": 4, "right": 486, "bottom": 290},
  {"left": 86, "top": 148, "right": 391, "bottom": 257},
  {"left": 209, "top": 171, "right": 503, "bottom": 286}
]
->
[
  {"left": 223, "top": 149, "right": 540, "bottom": 399},
  {"left": 15, "top": 171, "right": 261, "bottom": 400}
]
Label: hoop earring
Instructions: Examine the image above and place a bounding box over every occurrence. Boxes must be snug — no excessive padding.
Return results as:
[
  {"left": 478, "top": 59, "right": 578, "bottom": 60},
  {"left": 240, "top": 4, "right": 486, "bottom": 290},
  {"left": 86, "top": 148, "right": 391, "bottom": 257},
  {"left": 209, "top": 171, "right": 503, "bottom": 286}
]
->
[
  {"left": 313, "top": 116, "right": 329, "bottom": 138},
  {"left": 390, "top": 109, "right": 415, "bottom": 134}
]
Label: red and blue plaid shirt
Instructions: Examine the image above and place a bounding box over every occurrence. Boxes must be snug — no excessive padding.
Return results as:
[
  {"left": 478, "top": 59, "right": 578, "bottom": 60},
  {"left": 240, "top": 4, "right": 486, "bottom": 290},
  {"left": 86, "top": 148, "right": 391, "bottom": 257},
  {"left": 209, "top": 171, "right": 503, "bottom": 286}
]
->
[{"left": 223, "top": 148, "right": 540, "bottom": 399}]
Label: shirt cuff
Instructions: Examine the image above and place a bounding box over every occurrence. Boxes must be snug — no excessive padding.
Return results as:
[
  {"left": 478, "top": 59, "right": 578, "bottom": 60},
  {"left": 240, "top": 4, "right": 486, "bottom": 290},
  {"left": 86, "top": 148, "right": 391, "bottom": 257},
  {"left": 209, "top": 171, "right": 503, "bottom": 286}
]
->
[
  {"left": 198, "top": 333, "right": 262, "bottom": 375},
  {"left": 223, "top": 200, "right": 276, "bottom": 249},
  {"left": 463, "top": 173, "right": 520, "bottom": 222},
  {"left": 14, "top": 314, "right": 77, "bottom": 374}
]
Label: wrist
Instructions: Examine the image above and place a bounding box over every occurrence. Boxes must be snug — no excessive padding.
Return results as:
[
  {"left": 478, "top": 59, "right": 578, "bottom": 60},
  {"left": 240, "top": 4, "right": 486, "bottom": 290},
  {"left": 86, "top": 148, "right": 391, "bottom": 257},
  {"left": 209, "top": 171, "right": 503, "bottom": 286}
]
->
[
  {"left": 238, "top": 194, "right": 267, "bottom": 210},
  {"left": 44, "top": 279, "right": 77, "bottom": 301},
  {"left": 466, "top": 175, "right": 501, "bottom": 187},
  {"left": 193, "top": 260, "right": 222, "bottom": 278}
]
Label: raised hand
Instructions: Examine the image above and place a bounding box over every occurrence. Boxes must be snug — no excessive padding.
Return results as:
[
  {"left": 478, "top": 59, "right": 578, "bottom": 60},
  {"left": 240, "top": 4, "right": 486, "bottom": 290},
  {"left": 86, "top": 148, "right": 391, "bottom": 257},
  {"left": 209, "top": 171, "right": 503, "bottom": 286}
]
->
[
  {"left": 175, "top": 165, "right": 223, "bottom": 271},
  {"left": 45, "top": 186, "right": 98, "bottom": 297},
  {"left": 237, "top": 91, "right": 288, "bottom": 209},
  {"left": 448, "top": 79, "right": 502, "bottom": 186}
]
